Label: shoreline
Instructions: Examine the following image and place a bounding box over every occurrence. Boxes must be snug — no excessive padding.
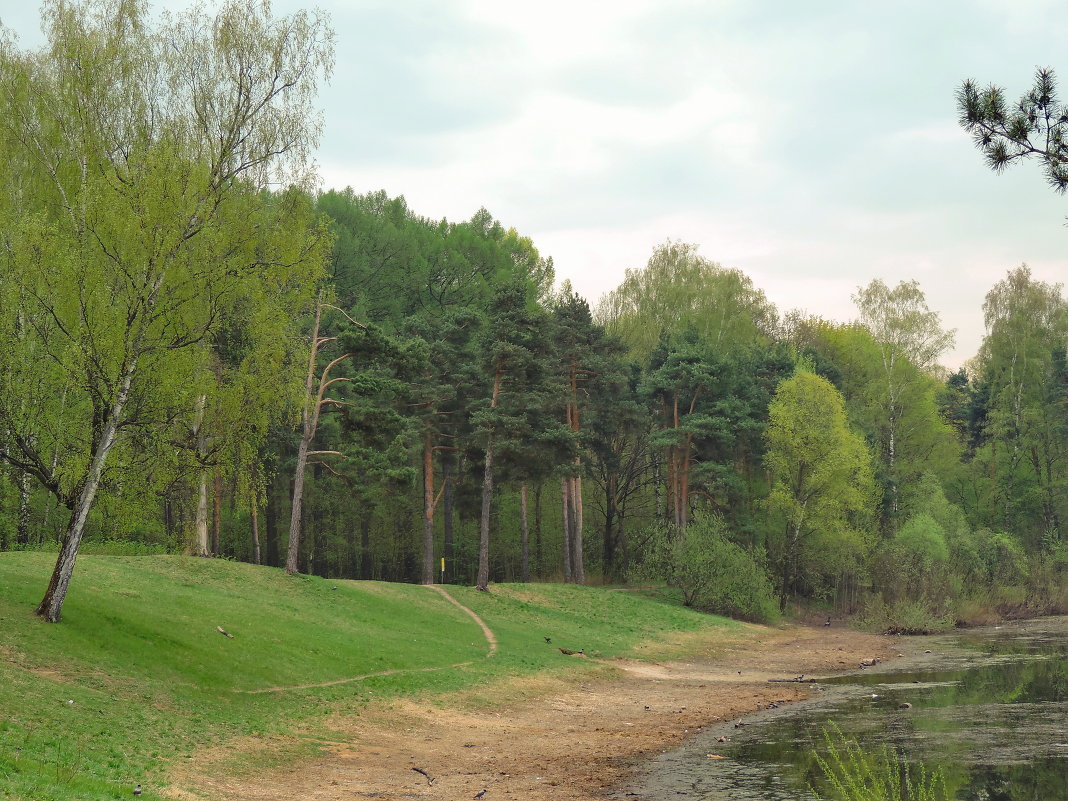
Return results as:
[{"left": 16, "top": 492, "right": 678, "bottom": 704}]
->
[{"left": 169, "top": 622, "right": 911, "bottom": 800}]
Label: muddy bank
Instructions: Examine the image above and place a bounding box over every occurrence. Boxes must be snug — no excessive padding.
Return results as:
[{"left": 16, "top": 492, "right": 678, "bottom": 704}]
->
[
  {"left": 622, "top": 615, "right": 1068, "bottom": 801},
  {"left": 168, "top": 623, "right": 909, "bottom": 801}
]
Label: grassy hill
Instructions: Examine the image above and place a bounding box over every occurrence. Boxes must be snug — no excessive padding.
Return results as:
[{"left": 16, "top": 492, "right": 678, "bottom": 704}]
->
[{"left": 0, "top": 553, "right": 738, "bottom": 800}]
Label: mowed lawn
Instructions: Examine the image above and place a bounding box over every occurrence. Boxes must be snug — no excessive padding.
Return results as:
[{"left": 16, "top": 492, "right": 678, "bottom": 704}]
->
[{"left": 0, "top": 553, "right": 737, "bottom": 800}]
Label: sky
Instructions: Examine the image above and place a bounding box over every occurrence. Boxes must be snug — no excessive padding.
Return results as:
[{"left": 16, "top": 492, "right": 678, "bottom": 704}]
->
[{"left": 3, "top": 0, "right": 1067, "bottom": 368}]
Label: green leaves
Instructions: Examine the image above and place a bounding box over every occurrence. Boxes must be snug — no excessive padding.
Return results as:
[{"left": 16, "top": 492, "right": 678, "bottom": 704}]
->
[
  {"left": 596, "top": 240, "right": 777, "bottom": 362},
  {"left": 765, "top": 369, "right": 877, "bottom": 601}
]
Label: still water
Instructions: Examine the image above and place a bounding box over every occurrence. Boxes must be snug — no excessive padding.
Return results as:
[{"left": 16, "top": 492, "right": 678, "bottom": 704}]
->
[{"left": 621, "top": 617, "right": 1068, "bottom": 800}]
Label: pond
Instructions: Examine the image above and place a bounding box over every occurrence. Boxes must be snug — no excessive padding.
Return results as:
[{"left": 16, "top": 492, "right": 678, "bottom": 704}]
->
[{"left": 619, "top": 616, "right": 1068, "bottom": 800}]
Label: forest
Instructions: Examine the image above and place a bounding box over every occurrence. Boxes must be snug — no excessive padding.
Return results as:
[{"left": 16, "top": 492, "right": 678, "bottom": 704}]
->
[{"left": 1, "top": 1, "right": 1066, "bottom": 631}]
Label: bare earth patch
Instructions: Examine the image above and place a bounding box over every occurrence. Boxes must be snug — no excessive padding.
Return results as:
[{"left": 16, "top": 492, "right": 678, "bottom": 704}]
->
[{"left": 166, "top": 623, "right": 907, "bottom": 801}]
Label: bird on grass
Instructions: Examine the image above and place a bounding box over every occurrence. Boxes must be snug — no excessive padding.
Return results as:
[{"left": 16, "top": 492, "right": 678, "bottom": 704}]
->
[
  {"left": 544, "top": 636, "right": 552, "bottom": 643},
  {"left": 134, "top": 785, "right": 142, "bottom": 796}
]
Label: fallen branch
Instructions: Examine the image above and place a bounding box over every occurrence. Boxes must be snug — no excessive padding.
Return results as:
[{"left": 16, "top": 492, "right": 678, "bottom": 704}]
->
[{"left": 412, "top": 767, "right": 434, "bottom": 786}]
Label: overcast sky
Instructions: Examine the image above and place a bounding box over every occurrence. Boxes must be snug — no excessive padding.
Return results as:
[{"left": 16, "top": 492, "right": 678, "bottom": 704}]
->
[{"left": 4, "top": 1, "right": 1066, "bottom": 367}]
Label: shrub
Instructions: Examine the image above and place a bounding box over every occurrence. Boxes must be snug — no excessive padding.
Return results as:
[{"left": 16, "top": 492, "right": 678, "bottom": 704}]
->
[
  {"left": 872, "top": 514, "right": 951, "bottom": 608},
  {"left": 633, "top": 515, "right": 780, "bottom": 623},
  {"left": 859, "top": 597, "right": 955, "bottom": 634}
]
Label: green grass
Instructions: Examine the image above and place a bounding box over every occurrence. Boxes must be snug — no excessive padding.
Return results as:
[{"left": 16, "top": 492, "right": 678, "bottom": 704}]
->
[{"left": 0, "top": 553, "right": 738, "bottom": 800}]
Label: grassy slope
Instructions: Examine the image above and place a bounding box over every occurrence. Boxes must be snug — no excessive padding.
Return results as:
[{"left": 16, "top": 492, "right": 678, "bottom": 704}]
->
[{"left": 0, "top": 553, "right": 739, "bottom": 801}]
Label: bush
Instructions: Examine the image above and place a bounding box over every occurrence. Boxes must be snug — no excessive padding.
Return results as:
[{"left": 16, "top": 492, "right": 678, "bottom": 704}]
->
[
  {"left": 872, "top": 514, "right": 951, "bottom": 608},
  {"left": 633, "top": 515, "right": 780, "bottom": 623},
  {"left": 859, "top": 597, "right": 954, "bottom": 635}
]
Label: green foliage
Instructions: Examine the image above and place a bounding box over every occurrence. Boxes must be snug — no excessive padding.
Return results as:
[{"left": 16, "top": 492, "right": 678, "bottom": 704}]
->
[
  {"left": 596, "top": 240, "right": 777, "bottom": 361},
  {"left": 895, "top": 514, "right": 950, "bottom": 567},
  {"left": 0, "top": 0, "right": 333, "bottom": 617},
  {"left": 813, "top": 723, "right": 952, "bottom": 801},
  {"left": 765, "top": 369, "right": 877, "bottom": 604},
  {"left": 870, "top": 513, "right": 952, "bottom": 618},
  {"left": 971, "top": 266, "right": 1068, "bottom": 548},
  {"left": 632, "top": 515, "right": 780, "bottom": 623},
  {"left": 957, "top": 67, "right": 1068, "bottom": 192},
  {"left": 852, "top": 279, "right": 958, "bottom": 527}
]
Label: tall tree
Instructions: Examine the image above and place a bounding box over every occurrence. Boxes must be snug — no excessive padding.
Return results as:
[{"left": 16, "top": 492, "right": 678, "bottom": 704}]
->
[
  {"left": 642, "top": 333, "right": 727, "bottom": 532},
  {"left": 400, "top": 309, "right": 481, "bottom": 584},
  {"left": 0, "top": 0, "right": 333, "bottom": 621},
  {"left": 550, "top": 285, "right": 628, "bottom": 583},
  {"left": 287, "top": 297, "right": 353, "bottom": 575},
  {"left": 853, "top": 279, "right": 955, "bottom": 523},
  {"left": 764, "top": 370, "right": 876, "bottom": 606},
  {"left": 977, "top": 266, "right": 1067, "bottom": 545},
  {"left": 472, "top": 284, "right": 561, "bottom": 591}
]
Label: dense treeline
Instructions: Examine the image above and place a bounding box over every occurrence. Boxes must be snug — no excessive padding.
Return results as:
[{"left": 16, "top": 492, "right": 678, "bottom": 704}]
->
[
  {"left": 5, "top": 181, "right": 1066, "bottom": 628},
  {"left": 2, "top": 2, "right": 1066, "bottom": 629}
]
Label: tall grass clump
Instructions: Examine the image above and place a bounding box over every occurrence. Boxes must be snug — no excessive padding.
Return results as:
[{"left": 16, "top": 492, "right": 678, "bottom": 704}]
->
[{"left": 812, "top": 724, "right": 951, "bottom": 801}]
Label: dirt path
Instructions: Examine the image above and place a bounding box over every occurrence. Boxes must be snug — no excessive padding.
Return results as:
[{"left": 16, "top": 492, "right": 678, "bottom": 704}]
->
[
  {"left": 168, "top": 620, "right": 909, "bottom": 801},
  {"left": 242, "top": 586, "right": 496, "bottom": 694},
  {"left": 425, "top": 585, "right": 498, "bottom": 657}
]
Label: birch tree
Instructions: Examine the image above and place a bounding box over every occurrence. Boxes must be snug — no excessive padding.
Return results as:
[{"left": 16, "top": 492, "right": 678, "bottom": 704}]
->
[
  {"left": 978, "top": 266, "right": 1067, "bottom": 545},
  {"left": 853, "top": 280, "right": 955, "bottom": 522},
  {"left": 595, "top": 240, "right": 777, "bottom": 362},
  {"left": 0, "top": 0, "right": 333, "bottom": 621}
]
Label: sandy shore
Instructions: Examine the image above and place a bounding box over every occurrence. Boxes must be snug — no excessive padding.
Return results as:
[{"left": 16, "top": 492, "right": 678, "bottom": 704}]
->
[{"left": 170, "top": 621, "right": 908, "bottom": 801}]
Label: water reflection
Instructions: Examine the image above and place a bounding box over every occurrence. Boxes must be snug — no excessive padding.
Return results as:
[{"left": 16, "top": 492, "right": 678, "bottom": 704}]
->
[{"left": 622, "top": 617, "right": 1068, "bottom": 801}]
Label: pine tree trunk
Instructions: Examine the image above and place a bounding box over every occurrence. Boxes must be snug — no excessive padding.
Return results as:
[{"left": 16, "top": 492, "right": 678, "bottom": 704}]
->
[
  {"left": 422, "top": 430, "right": 435, "bottom": 584},
  {"left": 572, "top": 475, "right": 585, "bottom": 584},
  {"left": 288, "top": 297, "right": 334, "bottom": 575},
  {"left": 360, "top": 514, "right": 372, "bottom": 579},
  {"left": 193, "top": 393, "right": 210, "bottom": 557},
  {"left": 653, "top": 456, "right": 663, "bottom": 524},
  {"left": 443, "top": 459, "right": 454, "bottom": 583},
  {"left": 680, "top": 438, "right": 692, "bottom": 532},
  {"left": 520, "top": 483, "right": 530, "bottom": 582},
  {"left": 533, "top": 481, "right": 543, "bottom": 578},
  {"left": 603, "top": 472, "right": 617, "bottom": 579},
  {"left": 561, "top": 476, "right": 573, "bottom": 582},
  {"left": 476, "top": 438, "right": 494, "bottom": 591},
  {"left": 476, "top": 367, "right": 502, "bottom": 591},
  {"left": 163, "top": 496, "right": 174, "bottom": 543}
]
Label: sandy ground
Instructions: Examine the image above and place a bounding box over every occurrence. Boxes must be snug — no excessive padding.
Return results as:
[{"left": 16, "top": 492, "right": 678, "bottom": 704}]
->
[{"left": 167, "top": 615, "right": 909, "bottom": 801}]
